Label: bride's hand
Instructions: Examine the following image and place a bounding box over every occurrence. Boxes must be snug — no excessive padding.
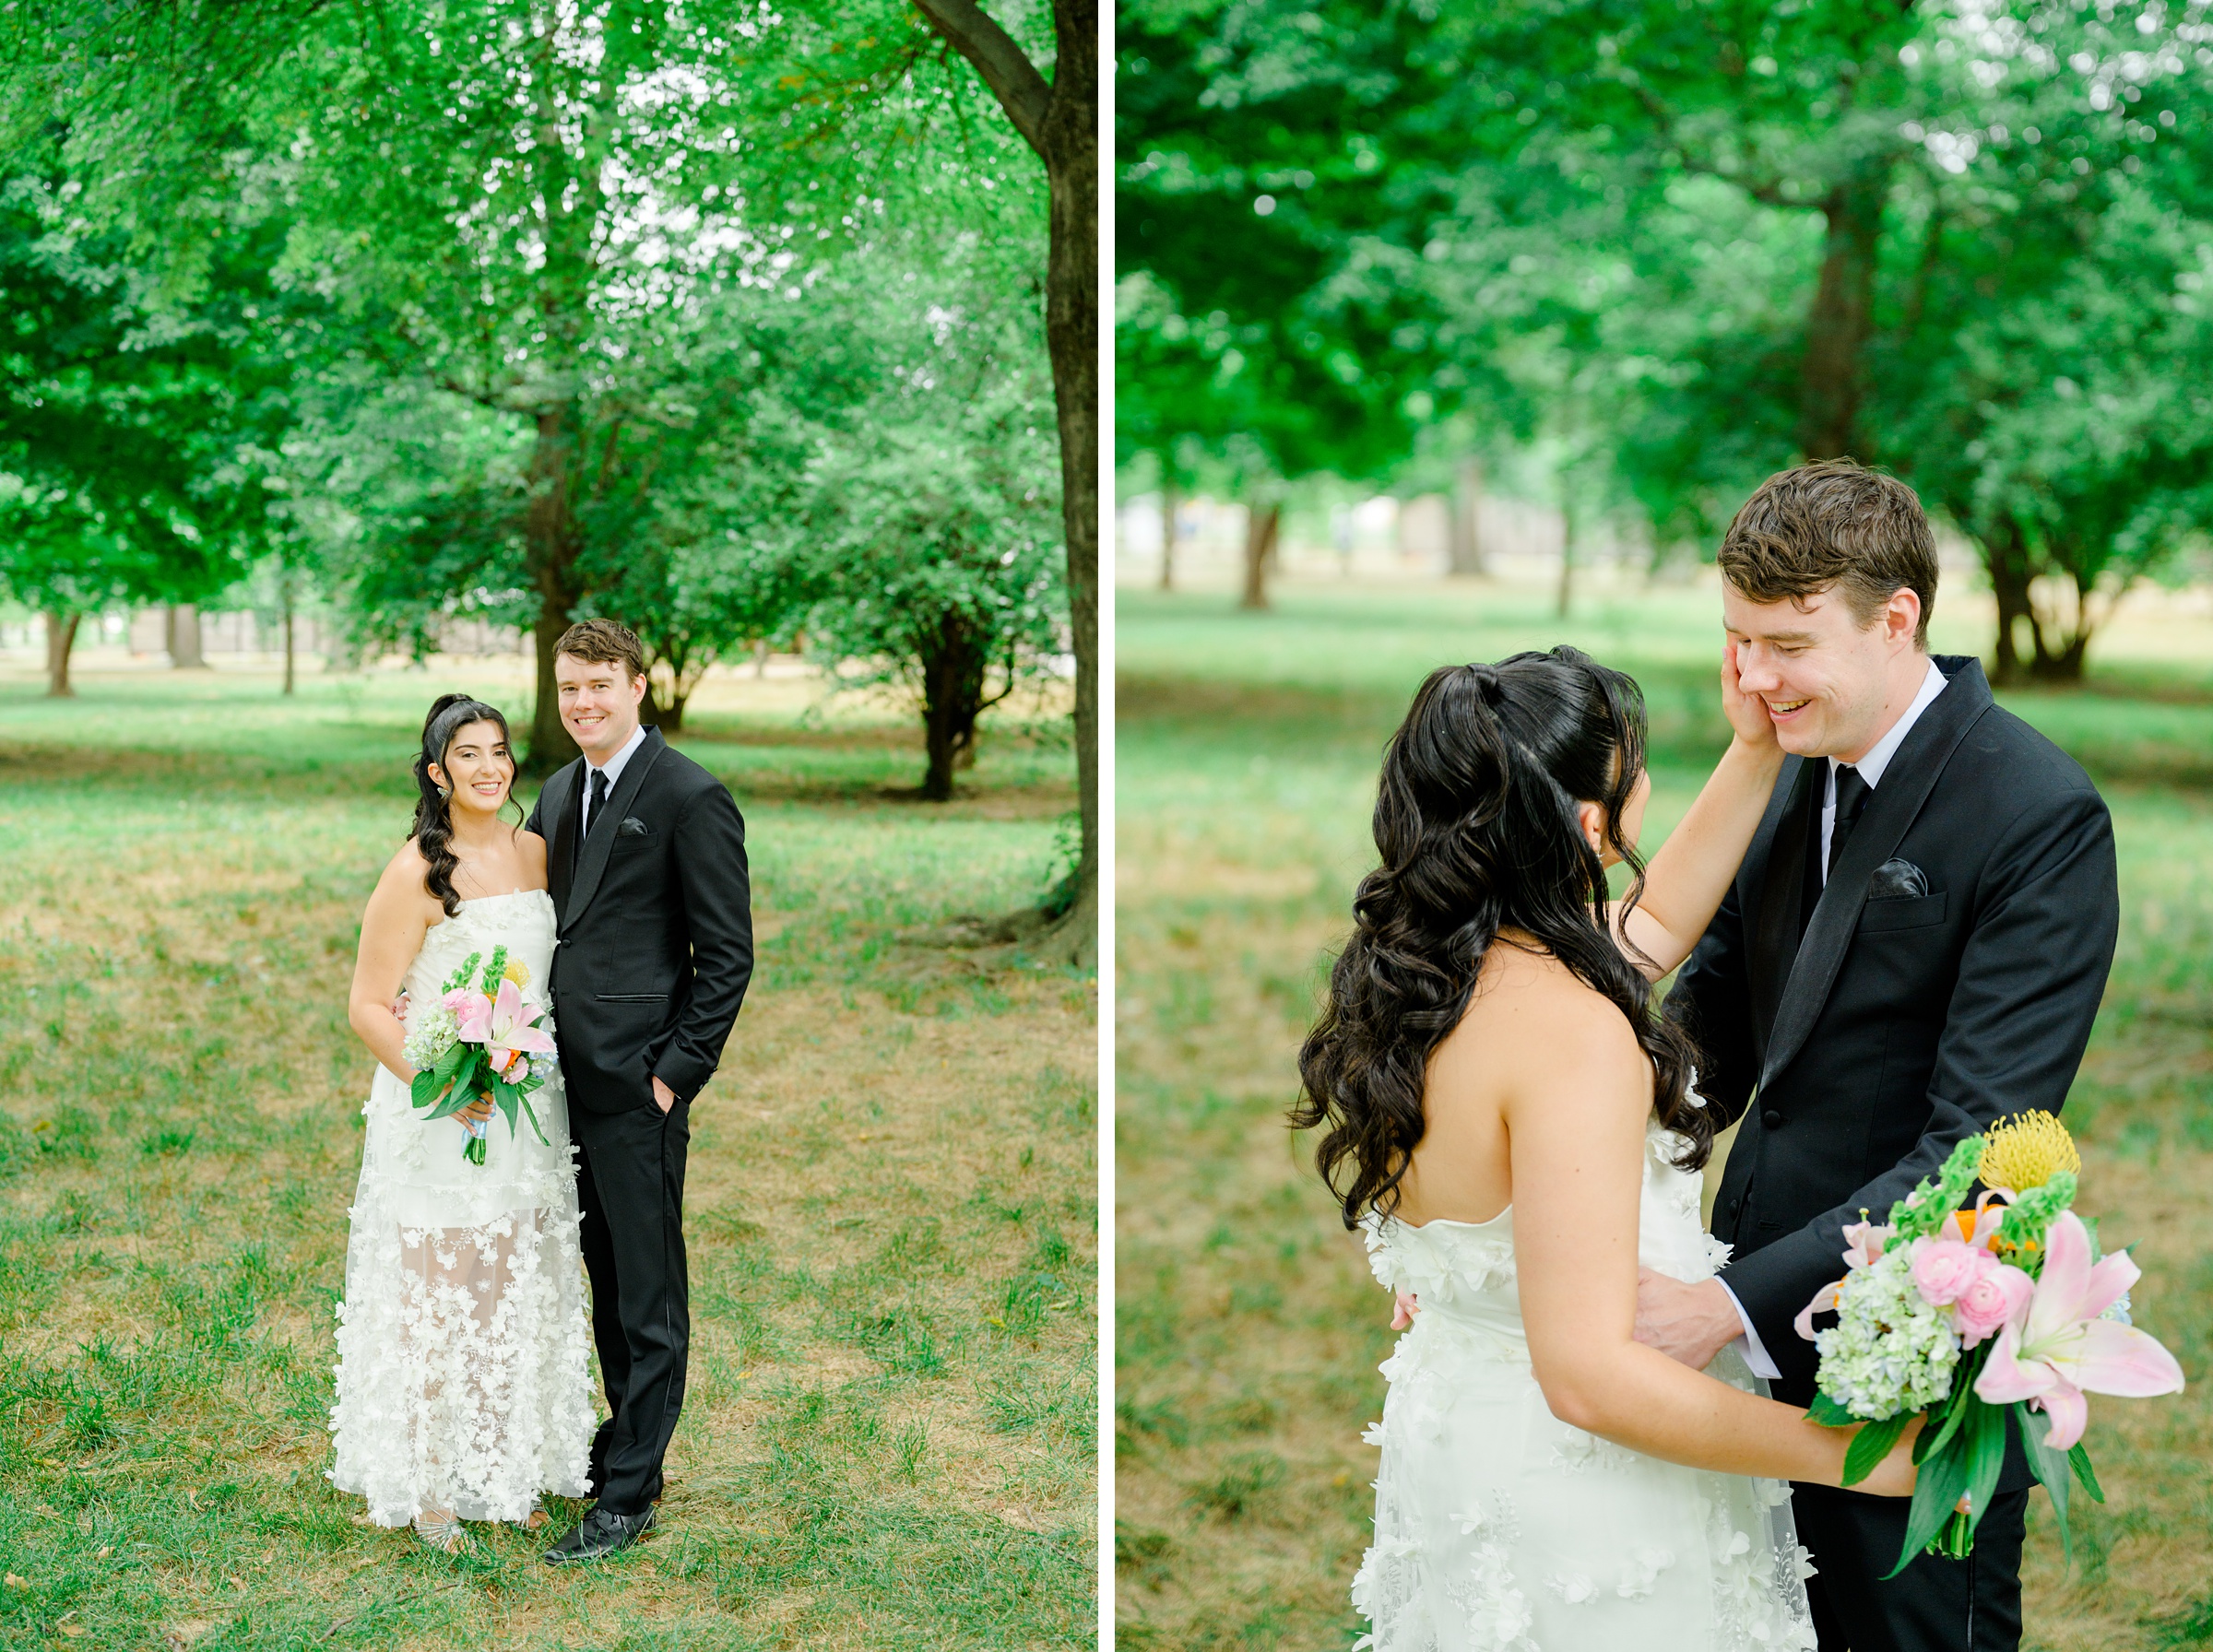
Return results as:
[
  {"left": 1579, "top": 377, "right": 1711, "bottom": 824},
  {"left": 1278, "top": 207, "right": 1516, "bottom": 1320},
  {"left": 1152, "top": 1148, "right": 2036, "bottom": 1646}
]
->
[
  {"left": 1721, "top": 642, "right": 1778, "bottom": 754},
  {"left": 1852, "top": 1414, "right": 1925, "bottom": 1496}
]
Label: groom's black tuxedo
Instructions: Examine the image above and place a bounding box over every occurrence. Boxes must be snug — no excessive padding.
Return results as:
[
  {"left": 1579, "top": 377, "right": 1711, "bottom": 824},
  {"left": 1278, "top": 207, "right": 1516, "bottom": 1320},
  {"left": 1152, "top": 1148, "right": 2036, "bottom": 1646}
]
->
[
  {"left": 530, "top": 727, "right": 754, "bottom": 1112},
  {"left": 525, "top": 726, "right": 753, "bottom": 1516},
  {"left": 1669, "top": 655, "right": 2118, "bottom": 1652}
]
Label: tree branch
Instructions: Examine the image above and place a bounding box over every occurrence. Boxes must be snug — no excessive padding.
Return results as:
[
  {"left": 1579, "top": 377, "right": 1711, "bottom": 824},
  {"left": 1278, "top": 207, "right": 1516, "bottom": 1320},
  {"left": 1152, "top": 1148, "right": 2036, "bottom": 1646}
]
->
[{"left": 909, "top": 0, "right": 1052, "bottom": 154}]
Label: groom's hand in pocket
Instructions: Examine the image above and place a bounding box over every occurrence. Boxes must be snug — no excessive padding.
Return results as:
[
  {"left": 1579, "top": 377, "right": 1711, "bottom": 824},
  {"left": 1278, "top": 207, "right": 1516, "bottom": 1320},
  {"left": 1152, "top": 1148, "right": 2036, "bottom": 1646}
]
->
[
  {"left": 652, "top": 1076, "right": 677, "bottom": 1114},
  {"left": 1633, "top": 1269, "right": 1744, "bottom": 1370}
]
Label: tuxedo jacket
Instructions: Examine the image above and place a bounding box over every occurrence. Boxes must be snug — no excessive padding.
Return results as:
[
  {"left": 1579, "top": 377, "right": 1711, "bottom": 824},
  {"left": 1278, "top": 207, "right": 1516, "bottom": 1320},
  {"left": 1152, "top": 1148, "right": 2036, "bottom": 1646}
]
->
[
  {"left": 523, "top": 728, "right": 754, "bottom": 1115},
  {"left": 1667, "top": 656, "right": 2118, "bottom": 1398}
]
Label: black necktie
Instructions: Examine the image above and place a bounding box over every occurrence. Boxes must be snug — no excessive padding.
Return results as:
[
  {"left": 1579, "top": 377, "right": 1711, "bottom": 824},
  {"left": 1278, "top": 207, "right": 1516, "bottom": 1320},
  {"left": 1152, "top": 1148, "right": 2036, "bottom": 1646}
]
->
[
  {"left": 576, "top": 768, "right": 609, "bottom": 873},
  {"left": 1828, "top": 765, "right": 1871, "bottom": 879}
]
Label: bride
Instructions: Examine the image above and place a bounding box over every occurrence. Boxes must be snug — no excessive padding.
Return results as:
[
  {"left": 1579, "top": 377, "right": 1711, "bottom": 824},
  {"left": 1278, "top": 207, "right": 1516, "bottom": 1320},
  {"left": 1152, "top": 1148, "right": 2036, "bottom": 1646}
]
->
[
  {"left": 329, "top": 693, "right": 593, "bottom": 1549},
  {"left": 1295, "top": 645, "right": 1919, "bottom": 1651}
]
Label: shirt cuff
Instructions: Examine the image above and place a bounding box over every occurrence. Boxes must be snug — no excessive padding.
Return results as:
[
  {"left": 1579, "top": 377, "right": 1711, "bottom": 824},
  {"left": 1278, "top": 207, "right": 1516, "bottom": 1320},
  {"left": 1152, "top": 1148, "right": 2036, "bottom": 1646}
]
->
[{"left": 1718, "top": 1279, "right": 1782, "bottom": 1381}]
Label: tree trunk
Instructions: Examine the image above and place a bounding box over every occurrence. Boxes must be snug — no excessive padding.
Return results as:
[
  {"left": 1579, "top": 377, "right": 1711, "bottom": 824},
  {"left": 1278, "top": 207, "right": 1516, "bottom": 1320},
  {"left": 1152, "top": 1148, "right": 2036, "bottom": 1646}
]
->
[
  {"left": 44, "top": 609, "right": 79, "bottom": 698},
  {"left": 1449, "top": 457, "right": 1485, "bottom": 575},
  {"left": 1985, "top": 513, "right": 2038, "bottom": 687},
  {"left": 918, "top": 616, "right": 990, "bottom": 802},
  {"left": 281, "top": 570, "right": 297, "bottom": 696},
  {"left": 1158, "top": 466, "right": 1178, "bottom": 591},
  {"left": 1556, "top": 500, "right": 1575, "bottom": 621},
  {"left": 524, "top": 405, "right": 584, "bottom": 773},
  {"left": 1040, "top": 8, "right": 1098, "bottom": 952},
  {"left": 167, "top": 604, "right": 206, "bottom": 668},
  {"left": 1798, "top": 171, "right": 1889, "bottom": 461},
  {"left": 1240, "top": 500, "right": 1281, "bottom": 611}
]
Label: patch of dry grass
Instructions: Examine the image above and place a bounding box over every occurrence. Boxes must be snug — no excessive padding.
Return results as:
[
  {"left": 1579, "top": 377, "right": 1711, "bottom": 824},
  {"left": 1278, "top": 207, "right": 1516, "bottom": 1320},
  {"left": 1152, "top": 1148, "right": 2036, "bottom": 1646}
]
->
[{"left": 0, "top": 661, "right": 1095, "bottom": 1651}]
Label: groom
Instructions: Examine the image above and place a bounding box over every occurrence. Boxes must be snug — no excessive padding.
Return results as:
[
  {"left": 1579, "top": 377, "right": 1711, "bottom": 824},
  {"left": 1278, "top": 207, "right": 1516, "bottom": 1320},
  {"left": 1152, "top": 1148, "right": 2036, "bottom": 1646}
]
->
[
  {"left": 525, "top": 619, "right": 754, "bottom": 1563},
  {"left": 1641, "top": 461, "right": 2119, "bottom": 1650}
]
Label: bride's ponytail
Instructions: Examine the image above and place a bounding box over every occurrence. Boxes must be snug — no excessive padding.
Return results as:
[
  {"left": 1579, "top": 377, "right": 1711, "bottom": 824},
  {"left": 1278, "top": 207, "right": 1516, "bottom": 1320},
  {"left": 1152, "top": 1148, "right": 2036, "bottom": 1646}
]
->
[{"left": 410, "top": 693, "right": 515, "bottom": 915}]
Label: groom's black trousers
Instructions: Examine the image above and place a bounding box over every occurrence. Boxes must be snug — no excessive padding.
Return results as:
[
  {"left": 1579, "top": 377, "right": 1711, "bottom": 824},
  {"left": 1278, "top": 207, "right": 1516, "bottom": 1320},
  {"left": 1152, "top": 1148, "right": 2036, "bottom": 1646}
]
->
[
  {"left": 571, "top": 1097, "right": 691, "bottom": 1516},
  {"left": 1793, "top": 1484, "right": 2027, "bottom": 1652}
]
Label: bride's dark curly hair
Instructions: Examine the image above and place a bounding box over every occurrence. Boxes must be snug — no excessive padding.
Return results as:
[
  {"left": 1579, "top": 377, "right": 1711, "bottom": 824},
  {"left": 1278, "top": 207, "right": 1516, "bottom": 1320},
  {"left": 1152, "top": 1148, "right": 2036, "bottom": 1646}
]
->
[
  {"left": 1292, "top": 646, "right": 1710, "bottom": 1229},
  {"left": 411, "top": 693, "right": 517, "bottom": 916}
]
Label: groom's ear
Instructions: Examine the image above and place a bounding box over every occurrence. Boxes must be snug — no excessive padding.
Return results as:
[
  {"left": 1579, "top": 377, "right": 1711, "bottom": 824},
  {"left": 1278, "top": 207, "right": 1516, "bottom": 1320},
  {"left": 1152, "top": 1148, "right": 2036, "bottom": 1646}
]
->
[{"left": 629, "top": 672, "right": 648, "bottom": 706}]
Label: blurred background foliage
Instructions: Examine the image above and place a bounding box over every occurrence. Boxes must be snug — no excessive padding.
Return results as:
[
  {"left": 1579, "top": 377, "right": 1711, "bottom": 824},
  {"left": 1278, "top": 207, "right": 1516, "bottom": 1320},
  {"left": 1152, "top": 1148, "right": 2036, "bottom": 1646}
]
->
[{"left": 1117, "top": 0, "right": 2213, "bottom": 678}]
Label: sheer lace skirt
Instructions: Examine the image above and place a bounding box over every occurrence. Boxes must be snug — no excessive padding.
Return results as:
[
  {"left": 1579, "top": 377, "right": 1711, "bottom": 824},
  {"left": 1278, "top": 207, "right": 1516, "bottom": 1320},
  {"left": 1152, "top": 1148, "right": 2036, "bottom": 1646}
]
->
[{"left": 328, "top": 1065, "right": 595, "bottom": 1527}]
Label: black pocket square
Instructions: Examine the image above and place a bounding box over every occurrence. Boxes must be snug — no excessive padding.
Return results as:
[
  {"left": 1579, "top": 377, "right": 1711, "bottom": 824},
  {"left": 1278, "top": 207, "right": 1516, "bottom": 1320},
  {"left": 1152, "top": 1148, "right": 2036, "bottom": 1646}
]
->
[
  {"left": 1867, "top": 857, "right": 1928, "bottom": 900},
  {"left": 617, "top": 816, "right": 651, "bottom": 837}
]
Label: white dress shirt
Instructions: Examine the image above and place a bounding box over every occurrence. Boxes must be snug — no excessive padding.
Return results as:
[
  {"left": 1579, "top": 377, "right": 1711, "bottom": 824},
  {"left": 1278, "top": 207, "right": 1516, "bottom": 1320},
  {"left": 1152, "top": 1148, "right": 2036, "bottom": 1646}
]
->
[
  {"left": 1722, "top": 655, "right": 1950, "bottom": 1381},
  {"left": 579, "top": 724, "right": 648, "bottom": 840}
]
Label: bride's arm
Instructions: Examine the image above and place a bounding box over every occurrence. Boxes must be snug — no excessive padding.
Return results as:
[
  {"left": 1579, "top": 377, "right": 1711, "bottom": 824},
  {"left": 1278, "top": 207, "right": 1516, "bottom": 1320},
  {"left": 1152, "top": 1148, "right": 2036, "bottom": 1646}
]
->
[
  {"left": 1503, "top": 991, "right": 1916, "bottom": 1491},
  {"left": 349, "top": 849, "right": 438, "bottom": 1085},
  {"left": 1609, "top": 644, "right": 1783, "bottom": 982}
]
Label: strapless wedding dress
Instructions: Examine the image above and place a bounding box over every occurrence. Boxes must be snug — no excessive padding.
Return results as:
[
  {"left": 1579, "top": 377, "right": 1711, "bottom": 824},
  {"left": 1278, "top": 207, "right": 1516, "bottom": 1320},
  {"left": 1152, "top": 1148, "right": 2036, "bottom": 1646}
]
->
[
  {"left": 328, "top": 891, "right": 594, "bottom": 1526},
  {"left": 1354, "top": 1119, "right": 1817, "bottom": 1652}
]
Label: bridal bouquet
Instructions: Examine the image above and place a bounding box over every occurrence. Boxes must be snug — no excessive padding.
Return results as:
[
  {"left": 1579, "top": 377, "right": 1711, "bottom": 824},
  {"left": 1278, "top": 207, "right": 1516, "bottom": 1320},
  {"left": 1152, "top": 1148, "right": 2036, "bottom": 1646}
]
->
[
  {"left": 1795, "top": 1112, "right": 2183, "bottom": 1573},
  {"left": 400, "top": 946, "right": 558, "bottom": 1165}
]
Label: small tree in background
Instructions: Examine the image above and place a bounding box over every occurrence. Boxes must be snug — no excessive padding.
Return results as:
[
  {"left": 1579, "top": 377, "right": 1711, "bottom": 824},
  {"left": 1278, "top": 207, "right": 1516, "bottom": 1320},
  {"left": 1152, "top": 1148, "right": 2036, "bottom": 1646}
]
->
[{"left": 807, "top": 388, "right": 1064, "bottom": 800}]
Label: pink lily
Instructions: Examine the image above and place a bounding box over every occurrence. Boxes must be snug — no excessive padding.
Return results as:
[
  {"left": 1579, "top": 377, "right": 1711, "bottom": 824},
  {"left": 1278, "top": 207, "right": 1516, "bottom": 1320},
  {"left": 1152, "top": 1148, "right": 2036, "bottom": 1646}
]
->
[
  {"left": 1794, "top": 1218, "right": 1896, "bottom": 1340},
  {"left": 1971, "top": 1211, "right": 2184, "bottom": 1449},
  {"left": 455, "top": 979, "right": 556, "bottom": 1080}
]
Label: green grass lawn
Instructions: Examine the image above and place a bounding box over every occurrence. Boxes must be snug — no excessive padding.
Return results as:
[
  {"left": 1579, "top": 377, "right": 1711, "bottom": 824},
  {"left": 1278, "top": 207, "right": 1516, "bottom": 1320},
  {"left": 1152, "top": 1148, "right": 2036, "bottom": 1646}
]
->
[
  {"left": 0, "top": 660, "right": 1097, "bottom": 1651},
  {"left": 1114, "top": 579, "right": 2213, "bottom": 1652}
]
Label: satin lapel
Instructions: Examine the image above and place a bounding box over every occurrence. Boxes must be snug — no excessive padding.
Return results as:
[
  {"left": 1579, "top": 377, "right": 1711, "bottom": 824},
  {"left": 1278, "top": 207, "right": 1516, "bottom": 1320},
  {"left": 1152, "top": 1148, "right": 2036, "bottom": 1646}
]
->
[
  {"left": 1748, "top": 756, "right": 1817, "bottom": 1061},
  {"left": 543, "top": 761, "right": 582, "bottom": 916},
  {"left": 1758, "top": 659, "right": 1996, "bottom": 1089},
  {"left": 562, "top": 729, "right": 669, "bottom": 935}
]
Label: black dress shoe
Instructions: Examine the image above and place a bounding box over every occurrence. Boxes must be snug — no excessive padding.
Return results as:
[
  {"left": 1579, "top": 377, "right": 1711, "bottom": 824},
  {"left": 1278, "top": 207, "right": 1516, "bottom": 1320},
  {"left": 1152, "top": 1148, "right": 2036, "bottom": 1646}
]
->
[{"left": 542, "top": 1504, "right": 657, "bottom": 1564}]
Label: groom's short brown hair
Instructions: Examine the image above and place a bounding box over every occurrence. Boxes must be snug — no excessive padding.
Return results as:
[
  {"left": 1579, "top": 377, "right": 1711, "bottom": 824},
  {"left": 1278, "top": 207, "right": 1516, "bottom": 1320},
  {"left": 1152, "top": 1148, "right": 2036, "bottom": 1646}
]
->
[
  {"left": 1719, "top": 460, "right": 1938, "bottom": 648},
  {"left": 554, "top": 618, "right": 646, "bottom": 682}
]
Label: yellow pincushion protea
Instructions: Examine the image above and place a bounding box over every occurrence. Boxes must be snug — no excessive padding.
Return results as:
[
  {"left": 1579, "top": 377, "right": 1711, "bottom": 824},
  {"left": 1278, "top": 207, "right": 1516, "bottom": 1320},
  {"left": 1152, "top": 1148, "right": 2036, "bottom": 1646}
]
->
[
  {"left": 503, "top": 958, "right": 531, "bottom": 988},
  {"left": 1977, "top": 1110, "right": 2080, "bottom": 1193}
]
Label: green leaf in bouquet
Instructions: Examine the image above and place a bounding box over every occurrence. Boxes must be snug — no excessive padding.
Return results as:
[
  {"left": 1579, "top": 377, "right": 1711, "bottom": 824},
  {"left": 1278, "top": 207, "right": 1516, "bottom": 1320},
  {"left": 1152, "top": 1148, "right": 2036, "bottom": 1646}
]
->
[
  {"left": 2068, "top": 1442, "right": 2105, "bottom": 1503},
  {"left": 444, "top": 951, "right": 481, "bottom": 994},
  {"left": 1959, "top": 1394, "right": 2008, "bottom": 1541},
  {"left": 2018, "top": 1402, "right": 2074, "bottom": 1564},
  {"left": 1917, "top": 1342, "right": 1988, "bottom": 1464},
  {"left": 483, "top": 945, "right": 509, "bottom": 992},
  {"left": 1842, "top": 1411, "right": 1911, "bottom": 1486},
  {"left": 1889, "top": 1416, "right": 1975, "bottom": 1577},
  {"left": 433, "top": 1040, "right": 467, "bottom": 1082},
  {"left": 1805, "top": 1390, "right": 1859, "bottom": 1428},
  {"left": 516, "top": 1092, "right": 551, "bottom": 1147},
  {"left": 409, "top": 1068, "right": 445, "bottom": 1110}
]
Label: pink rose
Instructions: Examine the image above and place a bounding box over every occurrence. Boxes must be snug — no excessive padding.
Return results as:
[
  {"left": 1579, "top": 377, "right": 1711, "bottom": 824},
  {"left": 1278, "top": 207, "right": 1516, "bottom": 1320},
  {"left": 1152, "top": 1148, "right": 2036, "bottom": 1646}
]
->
[
  {"left": 1951, "top": 1262, "right": 2036, "bottom": 1348},
  {"left": 1911, "top": 1238, "right": 1991, "bottom": 1306}
]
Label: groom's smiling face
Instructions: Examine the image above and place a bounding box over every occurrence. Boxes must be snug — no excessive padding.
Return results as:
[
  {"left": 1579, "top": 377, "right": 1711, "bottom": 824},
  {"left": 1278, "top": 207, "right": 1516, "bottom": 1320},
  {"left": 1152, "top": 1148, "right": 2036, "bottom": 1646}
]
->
[{"left": 1722, "top": 582, "right": 1923, "bottom": 762}]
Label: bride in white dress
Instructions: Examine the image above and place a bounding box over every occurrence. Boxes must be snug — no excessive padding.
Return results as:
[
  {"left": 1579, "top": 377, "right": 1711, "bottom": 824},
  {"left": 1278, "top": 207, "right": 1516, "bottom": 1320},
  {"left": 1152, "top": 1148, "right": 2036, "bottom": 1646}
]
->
[
  {"left": 1294, "top": 646, "right": 1921, "bottom": 1651},
  {"left": 331, "top": 694, "right": 593, "bottom": 1549}
]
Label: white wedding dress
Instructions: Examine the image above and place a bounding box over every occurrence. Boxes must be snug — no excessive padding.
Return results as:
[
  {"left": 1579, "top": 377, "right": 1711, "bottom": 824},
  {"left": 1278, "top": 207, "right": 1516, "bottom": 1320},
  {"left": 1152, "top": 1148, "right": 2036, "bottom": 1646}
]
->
[
  {"left": 328, "top": 890, "right": 594, "bottom": 1526},
  {"left": 1353, "top": 1118, "right": 1818, "bottom": 1652}
]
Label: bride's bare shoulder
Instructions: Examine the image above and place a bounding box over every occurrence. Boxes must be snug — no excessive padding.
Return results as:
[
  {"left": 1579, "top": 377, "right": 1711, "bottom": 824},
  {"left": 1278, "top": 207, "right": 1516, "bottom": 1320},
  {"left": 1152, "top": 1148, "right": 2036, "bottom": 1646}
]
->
[
  {"left": 1450, "top": 940, "right": 1646, "bottom": 1086},
  {"left": 367, "top": 841, "right": 439, "bottom": 911}
]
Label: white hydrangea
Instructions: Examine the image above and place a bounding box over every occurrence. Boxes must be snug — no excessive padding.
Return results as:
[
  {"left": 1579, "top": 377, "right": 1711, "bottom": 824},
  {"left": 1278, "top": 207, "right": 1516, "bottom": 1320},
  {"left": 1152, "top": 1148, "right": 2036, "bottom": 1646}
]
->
[
  {"left": 1814, "top": 1246, "right": 1961, "bottom": 1421},
  {"left": 402, "top": 1004, "right": 459, "bottom": 1072}
]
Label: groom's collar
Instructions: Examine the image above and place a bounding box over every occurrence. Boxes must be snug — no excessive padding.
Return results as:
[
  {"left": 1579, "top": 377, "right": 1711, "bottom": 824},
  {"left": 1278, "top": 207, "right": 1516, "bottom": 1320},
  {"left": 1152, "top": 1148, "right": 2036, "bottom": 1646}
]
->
[{"left": 584, "top": 722, "right": 650, "bottom": 785}]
